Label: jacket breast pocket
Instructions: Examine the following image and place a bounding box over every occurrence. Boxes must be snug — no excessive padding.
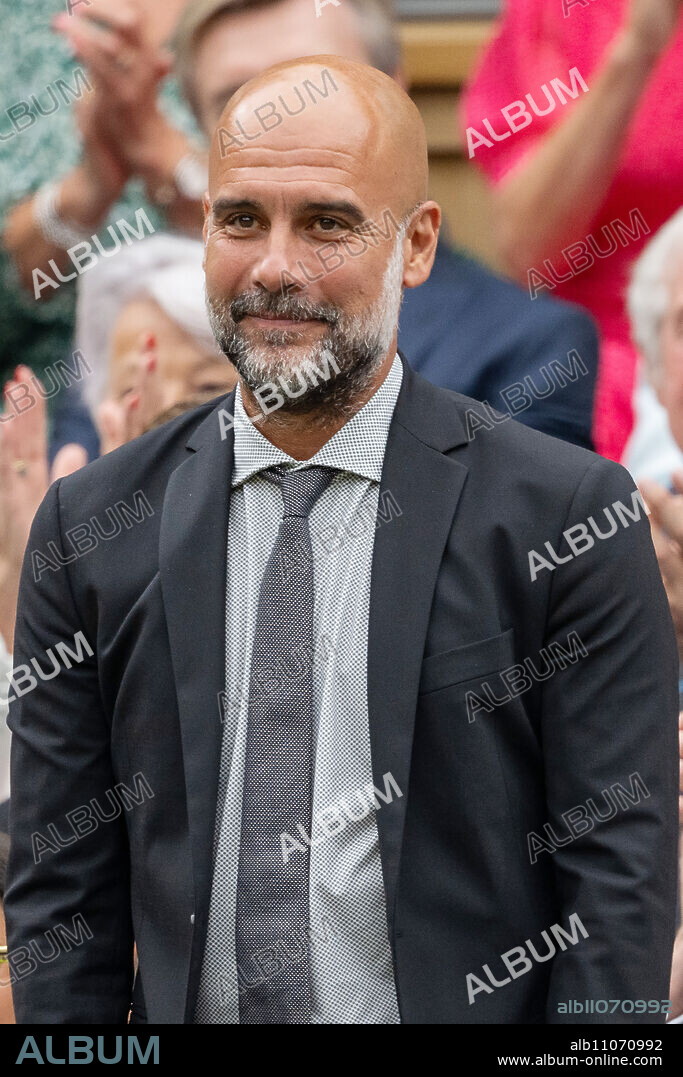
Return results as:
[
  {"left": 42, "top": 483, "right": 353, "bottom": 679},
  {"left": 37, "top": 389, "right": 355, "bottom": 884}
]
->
[{"left": 418, "top": 627, "right": 516, "bottom": 696}]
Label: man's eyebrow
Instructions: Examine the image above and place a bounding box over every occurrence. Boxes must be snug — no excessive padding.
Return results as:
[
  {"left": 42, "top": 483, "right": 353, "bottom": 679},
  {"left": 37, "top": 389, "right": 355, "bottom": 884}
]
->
[
  {"left": 301, "top": 201, "right": 367, "bottom": 225},
  {"left": 210, "top": 198, "right": 369, "bottom": 224},
  {"left": 211, "top": 198, "right": 264, "bottom": 218}
]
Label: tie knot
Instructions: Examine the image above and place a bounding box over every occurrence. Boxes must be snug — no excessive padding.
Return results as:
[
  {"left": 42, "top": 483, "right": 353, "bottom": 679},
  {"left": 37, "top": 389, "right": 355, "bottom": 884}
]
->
[{"left": 267, "top": 465, "right": 334, "bottom": 518}]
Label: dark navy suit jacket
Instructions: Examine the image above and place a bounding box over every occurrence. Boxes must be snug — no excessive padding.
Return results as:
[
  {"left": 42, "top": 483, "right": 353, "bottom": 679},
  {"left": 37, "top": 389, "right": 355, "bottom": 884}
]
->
[
  {"left": 6, "top": 362, "right": 677, "bottom": 1024},
  {"left": 399, "top": 242, "right": 598, "bottom": 450}
]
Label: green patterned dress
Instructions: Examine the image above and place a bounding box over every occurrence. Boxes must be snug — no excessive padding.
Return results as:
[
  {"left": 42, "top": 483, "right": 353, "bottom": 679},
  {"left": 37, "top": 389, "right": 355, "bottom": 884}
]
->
[{"left": 0, "top": 0, "right": 198, "bottom": 386}]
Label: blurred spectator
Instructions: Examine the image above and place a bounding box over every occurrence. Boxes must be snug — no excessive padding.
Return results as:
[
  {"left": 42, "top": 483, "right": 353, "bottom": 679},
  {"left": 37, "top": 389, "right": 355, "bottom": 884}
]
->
[
  {"left": 0, "top": 389, "right": 31, "bottom": 809},
  {"left": 0, "top": 0, "right": 199, "bottom": 451},
  {"left": 463, "top": 0, "right": 683, "bottom": 461},
  {"left": 0, "top": 369, "right": 53, "bottom": 656},
  {"left": 639, "top": 476, "right": 683, "bottom": 664},
  {"left": 673, "top": 922, "right": 683, "bottom": 1024},
  {"left": 0, "top": 237, "right": 234, "bottom": 719},
  {"left": 0, "top": 829, "right": 13, "bottom": 1024},
  {"left": 622, "top": 208, "right": 683, "bottom": 1016},
  {"left": 0, "top": 634, "right": 10, "bottom": 806},
  {"left": 62, "top": 0, "right": 600, "bottom": 449},
  {"left": 0, "top": 369, "right": 57, "bottom": 812},
  {"left": 624, "top": 383, "right": 683, "bottom": 486},
  {"left": 625, "top": 209, "right": 683, "bottom": 482},
  {"left": 75, "top": 235, "right": 237, "bottom": 452}
]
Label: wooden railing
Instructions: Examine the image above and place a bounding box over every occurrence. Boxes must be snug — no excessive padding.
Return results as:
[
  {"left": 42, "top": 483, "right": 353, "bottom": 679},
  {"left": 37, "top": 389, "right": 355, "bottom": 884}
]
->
[{"left": 400, "top": 19, "right": 502, "bottom": 268}]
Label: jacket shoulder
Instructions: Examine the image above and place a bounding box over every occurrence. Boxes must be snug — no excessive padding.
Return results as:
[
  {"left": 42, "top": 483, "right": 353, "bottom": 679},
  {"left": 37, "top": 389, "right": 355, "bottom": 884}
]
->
[
  {"left": 452, "top": 387, "right": 628, "bottom": 494},
  {"left": 54, "top": 394, "right": 232, "bottom": 511}
]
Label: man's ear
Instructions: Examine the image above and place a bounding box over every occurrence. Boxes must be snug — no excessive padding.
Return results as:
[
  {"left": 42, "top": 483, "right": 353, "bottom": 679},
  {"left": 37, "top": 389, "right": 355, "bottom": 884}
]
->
[
  {"left": 391, "top": 65, "right": 409, "bottom": 92},
  {"left": 202, "top": 193, "right": 211, "bottom": 266},
  {"left": 403, "top": 202, "right": 441, "bottom": 289}
]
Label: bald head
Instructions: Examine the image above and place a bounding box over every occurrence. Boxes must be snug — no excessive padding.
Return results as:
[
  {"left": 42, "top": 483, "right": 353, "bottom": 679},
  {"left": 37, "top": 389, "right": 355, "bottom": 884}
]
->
[
  {"left": 209, "top": 55, "right": 429, "bottom": 218},
  {"left": 202, "top": 54, "right": 440, "bottom": 435}
]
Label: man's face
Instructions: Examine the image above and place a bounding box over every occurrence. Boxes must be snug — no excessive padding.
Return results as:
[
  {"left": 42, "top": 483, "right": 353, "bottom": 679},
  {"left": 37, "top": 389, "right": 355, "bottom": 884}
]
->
[
  {"left": 192, "top": 0, "right": 375, "bottom": 134},
  {"left": 203, "top": 73, "right": 408, "bottom": 415},
  {"left": 657, "top": 258, "right": 683, "bottom": 450}
]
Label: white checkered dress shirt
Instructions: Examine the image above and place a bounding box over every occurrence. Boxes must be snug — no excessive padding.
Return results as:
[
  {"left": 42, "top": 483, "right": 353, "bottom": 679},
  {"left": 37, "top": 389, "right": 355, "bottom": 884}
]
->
[{"left": 194, "top": 356, "right": 403, "bottom": 1024}]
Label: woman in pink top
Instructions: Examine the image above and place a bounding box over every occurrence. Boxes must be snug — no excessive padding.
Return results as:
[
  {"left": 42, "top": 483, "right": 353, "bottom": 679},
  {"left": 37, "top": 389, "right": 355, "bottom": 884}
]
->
[{"left": 462, "top": 0, "right": 683, "bottom": 461}]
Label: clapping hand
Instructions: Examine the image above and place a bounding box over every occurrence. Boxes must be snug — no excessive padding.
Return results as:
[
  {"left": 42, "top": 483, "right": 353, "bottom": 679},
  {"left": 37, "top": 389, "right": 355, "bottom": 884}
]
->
[
  {"left": 52, "top": 1, "right": 179, "bottom": 180},
  {"left": 96, "top": 341, "right": 165, "bottom": 455},
  {"left": 0, "top": 368, "right": 86, "bottom": 648},
  {"left": 639, "top": 476, "right": 683, "bottom": 661}
]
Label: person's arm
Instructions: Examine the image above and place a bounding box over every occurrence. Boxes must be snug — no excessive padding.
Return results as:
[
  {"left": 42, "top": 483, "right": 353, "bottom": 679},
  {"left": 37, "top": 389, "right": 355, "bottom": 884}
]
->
[
  {"left": 670, "top": 903, "right": 683, "bottom": 1018},
  {"left": 3, "top": 481, "right": 134, "bottom": 1023},
  {"left": 0, "top": 632, "right": 12, "bottom": 805},
  {"left": 0, "top": 366, "right": 86, "bottom": 649},
  {"left": 1, "top": 92, "right": 129, "bottom": 296},
  {"left": 53, "top": 3, "right": 205, "bottom": 237},
  {"left": 637, "top": 477, "right": 683, "bottom": 661},
  {"left": 0, "top": 368, "right": 50, "bottom": 649},
  {"left": 539, "top": 458, "right": 679, "bottom": 1022},
  {"left": 113, "top": 110, "right": 206, "bottom": 237},
  {"left": 494, "top": 0, "right": 683, "bottom": 278}
]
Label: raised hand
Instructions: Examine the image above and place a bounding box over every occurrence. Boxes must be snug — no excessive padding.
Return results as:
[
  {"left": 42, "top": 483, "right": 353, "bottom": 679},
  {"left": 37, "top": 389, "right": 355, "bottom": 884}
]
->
[
  {"left": 52, "top": 0, "right": 177, "bottom": 177},
  {"left": 625, "top": 0, "right": 683, "bottom": 58},
  {"left": 96, "top": 342, "right": 164, "bottom": 455},
  {"left": 0, "top": 368, "right": 50, "bottom": 649}
]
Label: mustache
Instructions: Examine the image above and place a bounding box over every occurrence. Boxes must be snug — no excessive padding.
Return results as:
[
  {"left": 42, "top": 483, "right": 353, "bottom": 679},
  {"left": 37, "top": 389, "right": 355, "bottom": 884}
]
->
[{"left": 229, "top": 291, "right": 340, "bottom": 325}]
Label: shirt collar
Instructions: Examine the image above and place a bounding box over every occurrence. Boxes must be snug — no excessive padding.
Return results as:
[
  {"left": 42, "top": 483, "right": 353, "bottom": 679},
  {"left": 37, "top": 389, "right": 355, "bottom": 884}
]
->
[{"left": 231, "top": 355, "right": 403, "bottom": 488}]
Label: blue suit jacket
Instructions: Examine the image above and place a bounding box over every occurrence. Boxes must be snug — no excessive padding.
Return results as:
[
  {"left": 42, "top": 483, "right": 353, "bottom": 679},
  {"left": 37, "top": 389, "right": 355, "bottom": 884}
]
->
[{"left": 399, "top": 242, "right": 599, "bottom": 450}]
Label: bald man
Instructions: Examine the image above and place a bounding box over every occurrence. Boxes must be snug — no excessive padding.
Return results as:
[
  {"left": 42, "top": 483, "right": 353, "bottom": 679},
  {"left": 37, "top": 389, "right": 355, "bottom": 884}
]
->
[{"left": 5, "top": 59, "right": 678, "bottom": 1026}]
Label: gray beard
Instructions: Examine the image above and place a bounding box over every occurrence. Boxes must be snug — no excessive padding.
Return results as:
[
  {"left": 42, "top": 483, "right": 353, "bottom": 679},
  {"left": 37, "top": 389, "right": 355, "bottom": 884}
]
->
[
  {"left": 205, "top": 228, "right": 405, "bottom": 422},
  {"left": 206, "top": 299, "right": 388, "bottom": 423}
]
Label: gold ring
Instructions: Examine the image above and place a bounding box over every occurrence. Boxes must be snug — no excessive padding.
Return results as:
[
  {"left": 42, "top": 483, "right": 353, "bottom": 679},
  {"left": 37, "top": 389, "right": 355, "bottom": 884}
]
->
[{"left": 12, "top": 459, "right": 28, "bottom": 475}]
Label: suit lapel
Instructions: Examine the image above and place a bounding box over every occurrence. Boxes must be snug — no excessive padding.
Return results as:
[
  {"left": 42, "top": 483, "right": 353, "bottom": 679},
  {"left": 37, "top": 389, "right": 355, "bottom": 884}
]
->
[
  {"left": 158, "top": 393, "right": 236, "bottom": 1015},
  {"left": 158, "top": 364, "right": 470, "bottom": 1011},
  {"left": 368, "top": 361, "right": 469, "bottom": 931}
]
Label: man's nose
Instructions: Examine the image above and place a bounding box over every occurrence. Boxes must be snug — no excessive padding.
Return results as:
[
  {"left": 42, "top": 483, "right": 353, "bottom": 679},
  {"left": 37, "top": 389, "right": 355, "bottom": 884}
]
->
[{"left": 250, "top": 225, "right": 303, "bottom": 294}]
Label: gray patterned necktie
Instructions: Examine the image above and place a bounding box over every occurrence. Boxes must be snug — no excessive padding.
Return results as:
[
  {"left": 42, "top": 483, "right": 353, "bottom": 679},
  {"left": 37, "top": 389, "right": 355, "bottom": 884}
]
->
[{"left": 236, "top": 465, "right": 335, "bottom": 1024}]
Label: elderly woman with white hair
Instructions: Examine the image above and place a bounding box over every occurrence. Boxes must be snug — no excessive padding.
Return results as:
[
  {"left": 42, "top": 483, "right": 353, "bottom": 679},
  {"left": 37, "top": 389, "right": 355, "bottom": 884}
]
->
[
  {"left": 623, "top": 208, "right": 683, "bottom": 1024},
  {"left": 75, "top": 233, "right": 237, "bottom": 451},
  {"left": 625, "top": 211, "right": 683, "bottom": 663},
  {"left": 0, "top": 234, "right": 237, "bottom": 816},
  {"left": 625, "top": 208, "right": 683, "bottom": 483}
]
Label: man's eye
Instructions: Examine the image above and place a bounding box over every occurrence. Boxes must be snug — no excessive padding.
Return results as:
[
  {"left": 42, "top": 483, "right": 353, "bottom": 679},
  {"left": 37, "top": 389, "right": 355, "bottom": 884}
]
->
[
  {"left": 315, "top": 218, "right": 343, "bottom": 233},
  {"left": 226, "top": 214, "right": 257, "bottom": 230}
]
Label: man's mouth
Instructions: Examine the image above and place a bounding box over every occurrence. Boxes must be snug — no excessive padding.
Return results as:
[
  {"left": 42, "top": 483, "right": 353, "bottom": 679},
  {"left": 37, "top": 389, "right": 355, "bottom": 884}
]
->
[{"left": 243, "top": 314, "right": 326, "bottom": 329}]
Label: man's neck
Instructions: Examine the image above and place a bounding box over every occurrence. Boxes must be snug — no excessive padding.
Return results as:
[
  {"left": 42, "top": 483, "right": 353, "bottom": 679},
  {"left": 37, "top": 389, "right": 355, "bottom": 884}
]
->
[{"left": 239, "top": 350, "right": 397, "bottom": 461}]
